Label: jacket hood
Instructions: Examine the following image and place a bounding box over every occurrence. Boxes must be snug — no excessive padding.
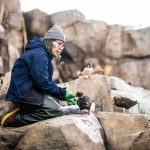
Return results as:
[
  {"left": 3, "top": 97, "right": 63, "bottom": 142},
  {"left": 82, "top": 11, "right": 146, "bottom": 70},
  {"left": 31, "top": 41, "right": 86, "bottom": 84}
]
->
[{"left": 25, "top": 37, "right": 45, "bottom": 51}]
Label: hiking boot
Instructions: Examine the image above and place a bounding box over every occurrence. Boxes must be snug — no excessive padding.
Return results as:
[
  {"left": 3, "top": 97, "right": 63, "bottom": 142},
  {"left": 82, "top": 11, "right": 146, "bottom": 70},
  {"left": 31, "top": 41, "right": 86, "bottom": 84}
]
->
[{"left": 1, "top": 107, "right": 20, "bottom": 127}]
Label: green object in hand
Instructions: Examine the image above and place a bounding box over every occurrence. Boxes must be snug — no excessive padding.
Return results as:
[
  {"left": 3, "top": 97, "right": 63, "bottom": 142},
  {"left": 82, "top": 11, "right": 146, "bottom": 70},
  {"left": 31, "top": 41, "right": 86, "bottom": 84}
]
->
[
  {"left": 65, "top": 91, "right": 75, "bottom": 99},
  {"left": 65, "top": 91, "right": 77, "bottom": 105},
  {"left": 66, "top": 98, "right": 77, "bottom": 105}
]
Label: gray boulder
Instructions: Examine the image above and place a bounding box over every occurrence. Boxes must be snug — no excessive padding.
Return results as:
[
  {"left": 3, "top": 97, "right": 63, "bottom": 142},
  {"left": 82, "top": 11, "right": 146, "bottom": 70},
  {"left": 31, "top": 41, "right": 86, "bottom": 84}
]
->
[{"left": 97, "top": 112, "right": 150, "bottom": 150}]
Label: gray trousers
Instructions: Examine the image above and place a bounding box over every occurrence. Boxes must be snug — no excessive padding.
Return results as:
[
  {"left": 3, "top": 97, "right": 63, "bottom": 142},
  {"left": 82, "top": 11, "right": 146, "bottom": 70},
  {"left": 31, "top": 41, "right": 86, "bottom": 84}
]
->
[{"left": 14, "top": 95, "right": 80, "bottom": 127}]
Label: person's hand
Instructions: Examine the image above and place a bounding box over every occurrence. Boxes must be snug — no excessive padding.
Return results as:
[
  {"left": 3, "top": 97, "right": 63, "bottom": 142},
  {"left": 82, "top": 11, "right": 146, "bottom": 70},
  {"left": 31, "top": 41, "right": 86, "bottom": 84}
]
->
[
  {"left": 65, "top": 91, "right": 77, "bottom": 105},
  {"left": 66, "top": 97, "right": 77, "bottom": 105},
  {"left": 65, "top": 91, "right": 75, "bottom": 99},
  {"left": 52, "top": 41, "right": 63, "bottom": 61},
  {"left": 52, "top": 41, "right": 64, "bottom": 53},
  {"left": 52, "top": 42, "right": 60, "bottom": 55}
]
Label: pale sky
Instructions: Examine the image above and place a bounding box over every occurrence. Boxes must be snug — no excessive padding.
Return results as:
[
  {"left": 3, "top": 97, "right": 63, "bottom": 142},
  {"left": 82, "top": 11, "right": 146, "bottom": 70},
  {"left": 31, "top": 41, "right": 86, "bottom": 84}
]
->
[{"left": 20, "top": 0, "right": 150, "bottom": 28}]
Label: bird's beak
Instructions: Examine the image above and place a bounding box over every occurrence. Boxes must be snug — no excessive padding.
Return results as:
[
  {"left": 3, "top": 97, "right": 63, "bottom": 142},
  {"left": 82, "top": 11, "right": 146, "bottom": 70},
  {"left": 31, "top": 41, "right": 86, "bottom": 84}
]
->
[{"left": 74, "top": 92, "right": 77, "bottom": 97}]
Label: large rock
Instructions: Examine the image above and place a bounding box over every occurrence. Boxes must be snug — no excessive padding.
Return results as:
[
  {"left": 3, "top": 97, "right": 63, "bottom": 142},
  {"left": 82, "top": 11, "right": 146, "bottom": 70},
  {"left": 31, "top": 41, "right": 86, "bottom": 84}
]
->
[
  {"left": 128, "top": 27, "right": 150, "bottom": 57},
  {"left": 104, "top": 25, "right": 150, "bottom": 89},
  {"left": 23, "top": 8, "right": 51, "bottom": 40},
  {"left": 115, "top": 59, "right": 150, "bottom": 89},
  {"left": 1, "top": 0, "right": 27, "bottom": 51},
  {"left": 61, "top": 74, "right": 113, "bottom": 112},
  {"left": 97, "top": 112, "right": 150, "bottom": 150},
  {"left": 0, "top": 114, "right": 105, "bottom": 150},
  {"left": 0, "top": 71, "right": 11, "bottom": 99},
  {"left": 104, "top": 25, "right": 150, "bottom": 58},
  {"left": 64, "top": 20, "right": 108, "bottom": 56},
  {"left": 0, "top": 38, "right": 20, "bottom": 73},
  {"left": 0, "top": 0, "right": 25, "bottom": 74},
  {"left": 50, "top": 9, "right": 85, "bottom": 28},
  {"left": 0, "top": 126, "right": 28, "bottom": 150},
  {"left": 0, "top": 72, "right": 12, "bottom": 118},
  {"left": 104, "top": 25, "right": 125, "bottom": 59}
]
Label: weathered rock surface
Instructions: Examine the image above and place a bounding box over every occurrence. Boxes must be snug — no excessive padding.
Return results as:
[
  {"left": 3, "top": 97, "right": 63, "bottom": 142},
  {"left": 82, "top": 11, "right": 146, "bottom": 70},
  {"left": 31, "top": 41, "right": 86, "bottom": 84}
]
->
[
  {"left": 97, "top": 112, "right": 150, "bottom": 150},
  {"left": 0, "top": 38, "right": 20, "bottom": 73},
  {"left": 1, "top": 111, "right": 150, "bottom": 150},
  {"left": 49, "top": 9, "right": 85, "bottom": 28},
  {"left": 23, "top": 8, "right": 51, "bottom": 40},
  {"left": 1, "top": 0, "right": 27, "bottom": 51},
  {"left": 0, "top": 71, "right": 11, "bottom": 100},
  {"left": 0, "top": 0, "right": 26, "bottom": 73},
  {"left": 0, "top": 114, "right": 105, "bottom": 150},
  {"left": 60, "top": 74, "right": 113, "bottom": 112},
  {"left": 0, "top": 125, "right": 29, "bottom": 150}
]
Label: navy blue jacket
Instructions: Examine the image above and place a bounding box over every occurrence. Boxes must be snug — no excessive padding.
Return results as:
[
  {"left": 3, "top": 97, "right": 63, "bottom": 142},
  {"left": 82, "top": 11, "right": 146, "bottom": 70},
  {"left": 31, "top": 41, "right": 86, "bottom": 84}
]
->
[{"left": 6, "top": 38, "right": 66, "bottom": 106}]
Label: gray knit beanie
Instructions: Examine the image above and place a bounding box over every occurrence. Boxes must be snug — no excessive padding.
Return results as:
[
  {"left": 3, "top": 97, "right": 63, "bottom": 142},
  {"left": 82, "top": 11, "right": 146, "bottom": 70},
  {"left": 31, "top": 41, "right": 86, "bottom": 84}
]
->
[{"left": 44, "top": 25, "right": 65, "bottom": 42}]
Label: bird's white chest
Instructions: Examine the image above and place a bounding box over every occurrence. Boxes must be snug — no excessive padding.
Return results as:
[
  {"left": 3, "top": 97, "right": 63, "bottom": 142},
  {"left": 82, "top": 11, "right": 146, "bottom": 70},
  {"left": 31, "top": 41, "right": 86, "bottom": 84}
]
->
[{"left": 82, "top": 67, "right": 93, "bottom": 74}]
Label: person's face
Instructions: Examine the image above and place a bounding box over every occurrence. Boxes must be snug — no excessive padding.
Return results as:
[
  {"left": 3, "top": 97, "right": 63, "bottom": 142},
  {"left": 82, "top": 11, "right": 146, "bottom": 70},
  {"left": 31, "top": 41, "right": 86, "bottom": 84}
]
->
[{"left": 51, "top": 40, "right": 64, "bottom": 58}]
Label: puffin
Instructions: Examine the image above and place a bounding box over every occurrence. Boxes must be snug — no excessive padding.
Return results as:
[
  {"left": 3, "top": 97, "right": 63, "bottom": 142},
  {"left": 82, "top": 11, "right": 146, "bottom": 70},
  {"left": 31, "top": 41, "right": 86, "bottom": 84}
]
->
[
  {"left": 112, "top": 96, "right": 138, "bottom": 112},
  {"left": 78, "top": 63, "right": 93, "bottom": 79},
  {"left": 76, "top": 91, "right": 92, "bottom": 115}
]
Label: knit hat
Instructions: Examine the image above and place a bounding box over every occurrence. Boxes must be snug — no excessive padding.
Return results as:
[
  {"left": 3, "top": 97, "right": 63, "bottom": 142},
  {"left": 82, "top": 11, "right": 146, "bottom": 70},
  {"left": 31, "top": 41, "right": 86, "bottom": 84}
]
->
[{"left": 44, "top": 25, "right": 65, "bottom": 42}]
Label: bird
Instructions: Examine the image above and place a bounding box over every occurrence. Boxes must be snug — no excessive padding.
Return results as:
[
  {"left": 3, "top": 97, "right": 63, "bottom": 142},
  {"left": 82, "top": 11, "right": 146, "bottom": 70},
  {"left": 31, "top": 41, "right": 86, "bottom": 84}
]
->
[
  {"left": 78, "top": 62, "right": 94, "bottom": 79},
  {"left": 112, "top": 96, "right": 139, "bottom": 112},
  {"left": 84, "top": 58, "right": 104, "bottom": 75},
  {"left": 76, "top": 91, "right": 92, "bottom": 115}
]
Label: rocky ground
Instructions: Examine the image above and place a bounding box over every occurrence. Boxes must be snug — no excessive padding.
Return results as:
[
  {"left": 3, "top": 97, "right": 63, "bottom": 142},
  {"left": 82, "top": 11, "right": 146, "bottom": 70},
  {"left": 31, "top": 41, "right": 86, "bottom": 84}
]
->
[
  {"left": 1, "top": 0, "right": 150, "bottom": 149},
  {"left": 0, "top": 74, "right": 150, "bottom": 150}
]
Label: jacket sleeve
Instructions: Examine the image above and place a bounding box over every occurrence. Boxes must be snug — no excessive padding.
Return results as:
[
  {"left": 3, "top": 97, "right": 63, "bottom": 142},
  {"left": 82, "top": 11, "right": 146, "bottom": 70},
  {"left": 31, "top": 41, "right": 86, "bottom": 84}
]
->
[{"left": 30, "top": 51, "right": 66, "bottom": 100}]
